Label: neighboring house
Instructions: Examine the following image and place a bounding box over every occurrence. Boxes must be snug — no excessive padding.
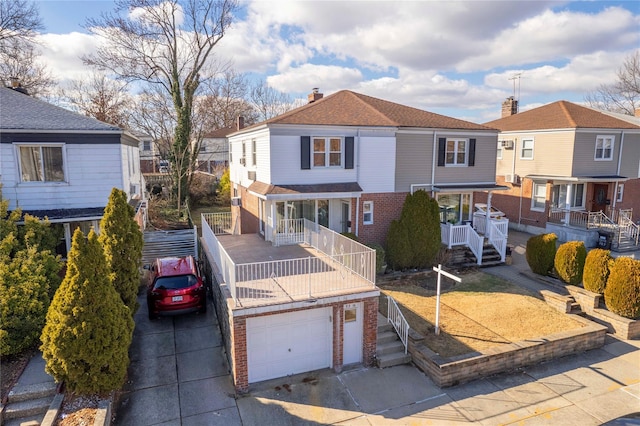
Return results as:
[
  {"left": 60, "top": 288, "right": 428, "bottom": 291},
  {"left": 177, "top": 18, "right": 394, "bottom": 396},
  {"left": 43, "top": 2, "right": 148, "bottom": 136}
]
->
[
  {"left": 137, "top": 132, "right": 158, "bottom": 173},
  {"left": 481, "top": 98, "right": 640, "bottom": 250},
  {"left": 194, "top": 122, "right": 236, "bottom": 177},
  {"left": 200, "top": 89, "right": 505, "bottom": 392},
  {"left": 0, "top": 86, "right": 145, "bottom": 256}
]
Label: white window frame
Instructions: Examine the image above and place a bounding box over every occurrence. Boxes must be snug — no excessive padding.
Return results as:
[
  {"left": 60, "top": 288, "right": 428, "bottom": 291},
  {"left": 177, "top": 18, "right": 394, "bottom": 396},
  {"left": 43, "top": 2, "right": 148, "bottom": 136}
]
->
[
  {"left": 143, "top": 140, "right": 151, "bottom": 151},
  {"left": 229, "top": 142, "right": 233, "bottom": 163},
  {"left": 241, "top": 141, "right": 246, "bottom": 165},
  {"left": 363, "top": 201, "right": 373, "bottom": 225},
  {"left": 251, "top": 139, "right": 257, "bottom": 166},
  {"left": 16, "top": 143, "right": 67, "bottom": 183},
  {"left": 496, "top": 141, "right": 503, "bottom": 160},
  {"left": 617, "top": 183, "right": 624, "bottom": 202},
  {"left": 595, "top": 135, "right": 614, "bottom": 161},
  {"left": 531, "top": 181, "right": 546, "bottom": 211},
  {"left": 312, "top": 137, "right": 343, "bottom": 168},
  {"left": 445, "top": 138, "right": 468, "bottom": 166},
  {"left": 551, "top": 183, "right": 585, "bottom": 210},
  {"left": 520, "top": 138, "right": 534, "bottom": 160}
]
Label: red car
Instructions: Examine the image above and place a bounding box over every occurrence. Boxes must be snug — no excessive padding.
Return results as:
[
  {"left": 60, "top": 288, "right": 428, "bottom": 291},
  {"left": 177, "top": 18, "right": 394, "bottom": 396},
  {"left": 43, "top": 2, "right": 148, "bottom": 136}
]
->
[{"left": 146, "top": 256, "right": 207, "bottom": 319}]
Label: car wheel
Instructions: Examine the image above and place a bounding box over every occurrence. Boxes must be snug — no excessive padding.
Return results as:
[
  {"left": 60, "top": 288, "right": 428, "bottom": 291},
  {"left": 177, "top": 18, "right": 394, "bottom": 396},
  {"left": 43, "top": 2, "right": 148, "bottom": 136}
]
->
[{"left": 148, "top": 307, "right": 158, "bottom": 320}]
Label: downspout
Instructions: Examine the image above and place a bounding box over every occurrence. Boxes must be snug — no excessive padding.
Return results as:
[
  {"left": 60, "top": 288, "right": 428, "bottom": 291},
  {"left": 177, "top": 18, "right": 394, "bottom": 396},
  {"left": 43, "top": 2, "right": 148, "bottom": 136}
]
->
[
  {"left": 431, "top": 132, "right": 437, "bottom": 198},
  {"left": 355, "top": 128, "right": 361, "bottom": 237},
  {"left": 613, "top": 131, "right": 625, "bottom": 210}
]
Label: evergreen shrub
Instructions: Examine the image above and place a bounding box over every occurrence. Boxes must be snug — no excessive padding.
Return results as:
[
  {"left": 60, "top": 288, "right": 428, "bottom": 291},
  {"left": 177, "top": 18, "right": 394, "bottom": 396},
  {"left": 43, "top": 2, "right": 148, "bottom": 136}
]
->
[
  {"left": 583, "top": 248, "right": 612, "bottom": 294},
  {"left": 604, "top": 257, "right": 640, "bottom": 319},
  {"left": 525, "top": 233, "right": 558, "bottom": 275},
  {"left": 41, "top": 229, "right": 134, "bottom": 394},
  {"left": 554, "top": 241, "right": 587, "bottom": 285}
]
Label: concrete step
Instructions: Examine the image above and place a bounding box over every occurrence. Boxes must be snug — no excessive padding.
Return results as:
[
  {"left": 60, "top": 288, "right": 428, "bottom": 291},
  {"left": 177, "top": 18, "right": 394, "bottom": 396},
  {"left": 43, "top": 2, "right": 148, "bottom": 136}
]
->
[
  {"left": 7, "top": 381, "right": 57, "bottom": 403},
  {"left": 377, "top": 340, "right": 405, "bottom": 357},
  {"left": 377, "top": 351, "right": 412, "bottom": 368},
  {"left": 376, "top": 330, "right": 398, "bottom": 345},
  {"left": 377, "top": 321, "right": 393, "bottom": 334},
  {"left": 3, "top": 396, "right": 52, "bottom": 420},
  {"left": 570, "top": 302, "right": 582, "bottom": 314}
]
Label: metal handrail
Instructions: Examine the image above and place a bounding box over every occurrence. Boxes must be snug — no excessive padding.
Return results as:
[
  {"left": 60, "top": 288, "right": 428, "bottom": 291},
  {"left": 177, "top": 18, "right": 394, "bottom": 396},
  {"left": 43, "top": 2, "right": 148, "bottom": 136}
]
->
[{"left": 387, "top": 295, "right": 409, "bottom": 354}]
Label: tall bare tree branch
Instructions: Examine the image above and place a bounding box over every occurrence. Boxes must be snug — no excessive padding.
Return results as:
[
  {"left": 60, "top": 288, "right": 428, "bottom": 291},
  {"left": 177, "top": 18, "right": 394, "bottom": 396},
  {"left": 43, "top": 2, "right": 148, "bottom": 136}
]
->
[
  {"left": 0, "top": 0, "right": 43, "bottom": 45},
  {"left": 585, "top": 51, "right": 640, "bottom": 115}
]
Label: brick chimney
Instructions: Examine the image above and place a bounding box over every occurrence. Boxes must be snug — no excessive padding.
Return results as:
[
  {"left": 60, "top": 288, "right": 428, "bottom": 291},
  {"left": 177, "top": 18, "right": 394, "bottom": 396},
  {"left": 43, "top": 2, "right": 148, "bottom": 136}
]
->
[
  {"left": 501, "top": 96, "right": 518, "bottom": 118},
  {"left": 308, "top": 88, "right": 323, "bottom": 103},
  {"left": 236, "top": 116, "right": 245, "bottom": 130}
]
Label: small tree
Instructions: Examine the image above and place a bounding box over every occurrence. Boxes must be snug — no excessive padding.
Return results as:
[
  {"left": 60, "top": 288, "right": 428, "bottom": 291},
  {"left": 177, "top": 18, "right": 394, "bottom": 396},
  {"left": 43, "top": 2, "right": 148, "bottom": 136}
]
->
[
  {"left": 217, "top": 168, "right": 231, "bottom": 205},
  {"left": 554, "top": 241, "right": 587, "bottom": 285},
  {"left": 583, "top": 248, "right": 612, "bottom": 294},
  {"left": 99, "top": 188, "right": 143, "bottom": 315},
  {"left": 41, "top": 229, "right": 134, "bottom": 394},
  {"left": 386, "top": 191, "right": 441, "bottom": 270}
]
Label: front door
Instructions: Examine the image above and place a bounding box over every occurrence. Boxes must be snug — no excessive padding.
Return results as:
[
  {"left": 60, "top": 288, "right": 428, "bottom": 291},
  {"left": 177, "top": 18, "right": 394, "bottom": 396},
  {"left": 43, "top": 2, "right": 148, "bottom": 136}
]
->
[
  {"left": 341, "top": 202, "right": 350, "bottom": 233},
  {"left": 592, "top": 184, "right": 609, "bottom": 213},
  {"left": 343, "top": 302, "right": 363, "bottom": 365}
]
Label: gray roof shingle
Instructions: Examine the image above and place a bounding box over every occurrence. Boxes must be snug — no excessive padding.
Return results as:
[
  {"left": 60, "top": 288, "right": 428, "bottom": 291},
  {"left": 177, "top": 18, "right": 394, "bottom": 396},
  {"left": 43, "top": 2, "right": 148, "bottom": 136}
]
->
[{"left": 0, "top": 87, "right": 122, "bottom": 132}]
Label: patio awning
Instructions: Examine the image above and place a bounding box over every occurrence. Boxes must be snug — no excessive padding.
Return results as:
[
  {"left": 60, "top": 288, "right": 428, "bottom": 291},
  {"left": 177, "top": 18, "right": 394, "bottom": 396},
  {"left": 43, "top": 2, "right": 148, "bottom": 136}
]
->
[
  {"left": 248, "top": 181, "right": 363, "bottom": 200},
  {"left": 431, "top": 183, "right": 510, "bottom": 193},
  {"left": 525, "top": 174, "right": 628, "bottom": 182}
]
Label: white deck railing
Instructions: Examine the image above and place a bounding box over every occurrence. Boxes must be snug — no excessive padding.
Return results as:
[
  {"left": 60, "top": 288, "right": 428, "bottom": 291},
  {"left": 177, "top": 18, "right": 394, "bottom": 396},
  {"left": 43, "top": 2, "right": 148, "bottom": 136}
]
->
[
  {"left": 202, "top": 216, "right": 376, "bottom": 307},
  {"left": 273, "top": 218, "right": 305, "bottom": 246},
  {"left": 487, "top": 219, "right": 508, "bottom": 262},
  {"left": 441, "top": 223, "right": 483, "bottom": 265},
  {"left": 387, "top": 295, "right": 409, "bottom": 355},
  {"left": 202, "top": 212, "right": 233, "bottom": 235}
]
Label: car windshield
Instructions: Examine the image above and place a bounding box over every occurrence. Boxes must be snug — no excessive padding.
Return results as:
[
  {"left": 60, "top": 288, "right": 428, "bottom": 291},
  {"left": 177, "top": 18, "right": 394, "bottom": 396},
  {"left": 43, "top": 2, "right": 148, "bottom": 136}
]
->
[{"left": 154, "top": 274, "right": 197, "bottom": 290}]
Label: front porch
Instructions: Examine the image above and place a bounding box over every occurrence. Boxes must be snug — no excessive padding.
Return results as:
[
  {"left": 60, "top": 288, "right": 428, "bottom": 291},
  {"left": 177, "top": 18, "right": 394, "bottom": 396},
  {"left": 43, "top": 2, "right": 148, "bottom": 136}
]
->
[
  {"left": 441, "top": 217, "right": 509, "bottom": 265},
  {"left": 201, "top": 213, "right": 378, "bottom": 309},
  {"left": 547, "top": 208, "right": 639, "bottom": 251}
]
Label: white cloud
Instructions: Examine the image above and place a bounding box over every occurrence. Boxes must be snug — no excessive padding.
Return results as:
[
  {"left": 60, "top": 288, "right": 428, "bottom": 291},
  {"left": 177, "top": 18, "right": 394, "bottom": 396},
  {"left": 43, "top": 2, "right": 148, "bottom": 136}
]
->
[
  {"left": 266, "top": 63, "right": 363, "bottom": 94},
  {"left": 37, "top": 32, "right": 102, "bottom": 83}
]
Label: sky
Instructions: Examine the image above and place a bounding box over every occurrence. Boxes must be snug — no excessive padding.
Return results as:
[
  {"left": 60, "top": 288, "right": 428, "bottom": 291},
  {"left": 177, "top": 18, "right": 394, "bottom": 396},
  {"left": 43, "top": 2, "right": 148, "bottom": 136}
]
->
[{"left": 33, "top": 0, "right": 640, "bottom": 124}]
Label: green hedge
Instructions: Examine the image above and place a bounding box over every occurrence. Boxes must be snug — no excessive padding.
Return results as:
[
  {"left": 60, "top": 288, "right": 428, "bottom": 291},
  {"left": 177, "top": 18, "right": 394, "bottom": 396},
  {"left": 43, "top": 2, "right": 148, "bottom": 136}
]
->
[
  {"left": 526, "top": 233, "right": 558, "bottom": 275},
  {"left": 554, "top": 241, "right": 587, "bottom": 285},
  {"left": 604, "top": 257, "right": 640, "bottom": 319},
  {"left": 583, "top": 248, "right": 612, "bottom": 294}
]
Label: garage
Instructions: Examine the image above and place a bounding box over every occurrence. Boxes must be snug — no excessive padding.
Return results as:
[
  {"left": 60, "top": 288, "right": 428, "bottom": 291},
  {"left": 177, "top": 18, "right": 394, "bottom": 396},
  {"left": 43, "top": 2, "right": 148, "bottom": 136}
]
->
[{"left": 246, "top": 307, "right": 333, "bottom": 383}]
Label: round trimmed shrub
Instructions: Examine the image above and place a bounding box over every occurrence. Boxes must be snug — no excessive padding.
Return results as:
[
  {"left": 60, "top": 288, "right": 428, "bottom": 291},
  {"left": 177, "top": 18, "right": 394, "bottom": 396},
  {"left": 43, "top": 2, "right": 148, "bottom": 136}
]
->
[
  {"left": 526, "top": 233, "right": 558, "bottom": 275},
  {"left": 583, "top": 248, "right": 612, "bottom": 294},
  {"left": 605, "top": 257, "right": 640, "bottom": 319},
  {"left": 554, "top": 241, "right": 587, "bottom": 285}
]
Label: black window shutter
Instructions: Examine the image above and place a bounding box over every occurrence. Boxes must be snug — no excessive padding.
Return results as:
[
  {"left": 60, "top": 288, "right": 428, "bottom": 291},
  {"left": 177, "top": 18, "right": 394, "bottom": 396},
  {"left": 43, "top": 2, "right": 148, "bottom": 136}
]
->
[
  {"left": 437, "top": 138, "right": 446, "bottom": 166},
  {"left": 301, "top": 136, "right": 310, "bottom": 169},
  {"left": 345, "top": 137, "right": 354, "bottom": 169},
  {"left": 468, "top": 138, "right": 476, "bottom": 167}
]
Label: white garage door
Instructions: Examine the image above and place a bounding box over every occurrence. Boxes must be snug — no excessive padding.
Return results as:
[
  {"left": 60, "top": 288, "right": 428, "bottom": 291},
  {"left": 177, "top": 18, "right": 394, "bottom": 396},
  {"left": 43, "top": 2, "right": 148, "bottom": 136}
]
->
[{"left": 246, "top": 307, "right": 332, "bottom": 383}]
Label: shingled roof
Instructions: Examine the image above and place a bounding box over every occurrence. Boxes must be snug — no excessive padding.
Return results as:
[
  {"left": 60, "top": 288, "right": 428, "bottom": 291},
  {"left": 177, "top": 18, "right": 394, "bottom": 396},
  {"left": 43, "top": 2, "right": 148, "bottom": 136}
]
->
[
  {"left": 0, "top": 87, "right": 122, "bottom": 132},
  {"left": 484, "top": 100, "right": 640, "bottom": 131},
  {"left": 249, "top": 90, "right": 493, "bottom": 131}
]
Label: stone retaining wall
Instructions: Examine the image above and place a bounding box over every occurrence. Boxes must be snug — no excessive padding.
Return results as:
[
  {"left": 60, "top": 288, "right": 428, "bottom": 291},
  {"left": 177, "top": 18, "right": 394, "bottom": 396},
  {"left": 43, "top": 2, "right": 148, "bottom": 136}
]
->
[{"left": 408, "top": 315, "right": 607, "bottom": 388}]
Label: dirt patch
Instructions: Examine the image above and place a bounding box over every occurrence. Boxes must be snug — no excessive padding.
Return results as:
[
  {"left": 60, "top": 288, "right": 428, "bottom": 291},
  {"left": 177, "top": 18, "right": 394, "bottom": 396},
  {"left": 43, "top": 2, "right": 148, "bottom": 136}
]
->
[
  {"left": 380, "top": 271, "right": 585, "bottom": 358},
  {"left": 54, "top": 393, "right": 110, "bottom": 426}
]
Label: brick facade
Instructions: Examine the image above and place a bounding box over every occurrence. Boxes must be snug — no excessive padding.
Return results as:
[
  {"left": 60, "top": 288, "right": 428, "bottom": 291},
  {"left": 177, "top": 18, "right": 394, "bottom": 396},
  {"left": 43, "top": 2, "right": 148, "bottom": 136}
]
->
[{"left": 355, "top": 192, "right": 408, "bottom": 246}]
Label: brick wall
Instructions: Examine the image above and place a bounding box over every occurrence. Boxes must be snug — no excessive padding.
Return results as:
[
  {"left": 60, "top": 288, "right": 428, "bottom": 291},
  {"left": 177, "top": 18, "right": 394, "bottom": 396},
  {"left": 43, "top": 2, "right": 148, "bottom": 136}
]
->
[
  {"left": 238, "top": 185, "right": 259, "bottom": 234},
  {"left": 408, "top": 316, "right": 606, "bottom": 387},
  {"left": 333, "top": 305, "right": 343, "bottom": 372},
  {"left": 363, "top": 298, "right": 379, "bottom": 367},
  {"left": 232, "top": 317, "right": 248, "bottom": 392},
  {"left": 356, "top": 192, "right": 408, "bottom": 246},
  {"left": 615, "top": 178, "right": 640, "bottom": 222}
]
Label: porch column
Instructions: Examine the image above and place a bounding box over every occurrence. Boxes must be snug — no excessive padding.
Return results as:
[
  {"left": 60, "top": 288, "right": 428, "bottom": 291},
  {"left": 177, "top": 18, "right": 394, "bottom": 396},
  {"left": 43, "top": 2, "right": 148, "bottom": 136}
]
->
[
  {"left": 486, "top": 192, "right": 493, "bottom": 238},
  {"left": 564, "top": 184, "right": 573, "bottom": 225}
]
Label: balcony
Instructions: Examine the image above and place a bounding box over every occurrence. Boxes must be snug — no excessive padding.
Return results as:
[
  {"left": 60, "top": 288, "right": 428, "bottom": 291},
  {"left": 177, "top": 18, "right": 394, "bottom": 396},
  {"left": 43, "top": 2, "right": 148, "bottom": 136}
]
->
[{"left": 201, "top": 214, "right": 378, "bottom": 309}]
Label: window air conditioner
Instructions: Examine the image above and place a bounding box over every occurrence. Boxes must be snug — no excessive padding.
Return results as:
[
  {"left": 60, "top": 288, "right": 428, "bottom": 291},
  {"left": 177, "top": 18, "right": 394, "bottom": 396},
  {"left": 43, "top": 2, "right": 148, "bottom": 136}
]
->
[
  {"left": 505, "top": 174, "right": 520, "bottom": 184},
  {"left": 247, "top": 170, "right": 256, "bottom": 181},
  {"left": 231, "top": 197, "right": 241, "bottom": 207},
  {"left": 501, "top": 140, "right": 514, "bottom": 149}
]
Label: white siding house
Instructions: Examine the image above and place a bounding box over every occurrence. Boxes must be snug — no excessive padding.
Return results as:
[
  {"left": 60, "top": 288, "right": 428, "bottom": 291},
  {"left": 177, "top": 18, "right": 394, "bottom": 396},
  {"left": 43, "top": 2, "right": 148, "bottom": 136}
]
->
[{"left": 0, "top": 86, "right": 144, "bottom": 255}]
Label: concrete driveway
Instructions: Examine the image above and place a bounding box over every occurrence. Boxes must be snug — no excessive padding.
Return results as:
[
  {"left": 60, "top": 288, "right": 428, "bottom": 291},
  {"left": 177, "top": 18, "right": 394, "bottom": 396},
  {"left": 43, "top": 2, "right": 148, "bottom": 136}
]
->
[{"left": 116, "top": 293, "right": 640, "bottom": 425}]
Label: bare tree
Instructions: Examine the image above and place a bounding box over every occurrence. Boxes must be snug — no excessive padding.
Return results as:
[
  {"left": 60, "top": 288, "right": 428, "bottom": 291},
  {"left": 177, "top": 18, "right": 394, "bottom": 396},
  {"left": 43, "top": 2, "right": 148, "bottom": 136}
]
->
[
  {"left": 196, "top": 70, "right": 257, "bottom": 130},
  {"left": 250, "top": 79, "right": 301, "bottom": 121},
  {"left": 58, "top": 72, "right": 132, "bottom": 128},
  {"left": 0, "top": 38, "right": 55, "bottom": 97},
  {"left": 129, "top": 87, "right": 176, "bottom": 161},
  {"left": 585, "top": 51, "right": 640, "bottom": 115},
  {"left": 0, "top": 0, "right": 43, "bottom": 45},
  {"left": 84, "top": 0, "right": 239, "bottom": 211}
]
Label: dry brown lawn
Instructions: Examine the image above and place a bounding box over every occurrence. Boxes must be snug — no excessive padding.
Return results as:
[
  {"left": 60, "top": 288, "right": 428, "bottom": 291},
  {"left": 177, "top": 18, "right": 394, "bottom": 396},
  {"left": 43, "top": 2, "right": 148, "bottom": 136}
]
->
[{"left": 379, "top": 271, "right": 584, "bottom": 358}]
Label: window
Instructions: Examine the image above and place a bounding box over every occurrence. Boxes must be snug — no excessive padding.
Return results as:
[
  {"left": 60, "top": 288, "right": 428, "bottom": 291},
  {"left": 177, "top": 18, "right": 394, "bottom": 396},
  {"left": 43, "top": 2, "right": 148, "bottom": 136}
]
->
[
  {"left": 229, "top": 142, "right": 233, "bottom": 163},
  {"left": 617, "top": 184, "right": 624, "bottom": 202},
  {"left": 521, "top": 138, "right": 534, "bottom": 159},
  {"left": 143, "top": 141, "right": 151, "bottom": 151},
  {"left": 251, "top": 139, "right": 257, "bottom": 166},
  {"left": 445, "top": 139, "right": 467, "bottom": 166},
  {"left": 496, "top": 141, "right": 503, "bottom": 160},
  {"left": 595, "top": 135, "right": 614, "bottom": 160},
  {"left": 532, "top": 181, "right": 546, "bottom": 211},
  {"left": 18, "top": 145, "right": 65, "bottom": 182},
  {"left": 199, "top": 145, "right": 206, "bottom": 152},
  {"left": 363, "top": 201, "right": 373, "bottom": 225},
  {"left": 551, "top": 183, "right": 585, "bottom": 209},
  {"left": 313, "top": 137, "right": 342, "bottom": 167},
  {"left": 241, "top": 142, "right": 246, "bottom": 164}
]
